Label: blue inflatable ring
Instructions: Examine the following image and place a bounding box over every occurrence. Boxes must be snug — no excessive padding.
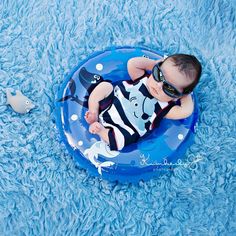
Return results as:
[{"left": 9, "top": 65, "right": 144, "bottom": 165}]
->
[{"left": 55, "top": 46, "right": 198, "bottom": 183}]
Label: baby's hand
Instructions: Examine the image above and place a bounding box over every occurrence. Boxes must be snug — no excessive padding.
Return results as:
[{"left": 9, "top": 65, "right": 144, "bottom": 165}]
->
[{"left": 85, "top": 111, "right": 98, "bottom": 124}]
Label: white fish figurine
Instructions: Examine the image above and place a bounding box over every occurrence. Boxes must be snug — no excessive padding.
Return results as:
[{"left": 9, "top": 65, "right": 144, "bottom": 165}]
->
[{"left": 6, "top": 88, "right": 35, "bottom": 114}]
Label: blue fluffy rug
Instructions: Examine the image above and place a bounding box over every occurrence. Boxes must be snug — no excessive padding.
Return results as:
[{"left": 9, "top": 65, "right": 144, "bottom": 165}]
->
[{"left": 0, "top": 0, "right": 235, "bottom": 235}]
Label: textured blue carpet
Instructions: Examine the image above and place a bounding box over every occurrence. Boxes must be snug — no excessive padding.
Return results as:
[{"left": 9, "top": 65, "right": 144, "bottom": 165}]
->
[{"left": 0, "top": 0, "right": 235, "bottom": 235}]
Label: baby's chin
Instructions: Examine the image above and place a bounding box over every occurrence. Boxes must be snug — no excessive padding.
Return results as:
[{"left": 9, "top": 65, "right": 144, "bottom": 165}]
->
[
  {"left": 151, "top": 90, "right": 173, "bottom": 102},
  {"left": 154, "top": 94, "right": 173, "bottom": 102}
]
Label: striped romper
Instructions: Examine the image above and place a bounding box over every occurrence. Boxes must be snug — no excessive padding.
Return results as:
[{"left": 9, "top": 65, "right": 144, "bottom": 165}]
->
[{"left": 98, "top": 76, "right": 179, "bottom": 151}]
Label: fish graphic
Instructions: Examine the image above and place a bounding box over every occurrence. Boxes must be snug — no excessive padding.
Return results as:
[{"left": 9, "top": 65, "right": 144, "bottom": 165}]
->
[
  {"left": 84, "top": 141, "right": 119, "bottom": 175},
  {"left": 58, "top": 67, "right": 104, "bottom": 107}
]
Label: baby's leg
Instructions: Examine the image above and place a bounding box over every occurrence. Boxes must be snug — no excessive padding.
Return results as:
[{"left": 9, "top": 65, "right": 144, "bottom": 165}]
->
[
  {"left": 85, "top": 82, "right": 113, "bottom": 124},
  {"left": 89, "top": 122, "right": 110, "bottom": 144}
]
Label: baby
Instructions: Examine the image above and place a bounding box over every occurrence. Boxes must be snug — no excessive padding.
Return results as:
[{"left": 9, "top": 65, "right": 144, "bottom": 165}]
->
[{"left": 84, "top": 54, "right": 202, "bottom": 150}]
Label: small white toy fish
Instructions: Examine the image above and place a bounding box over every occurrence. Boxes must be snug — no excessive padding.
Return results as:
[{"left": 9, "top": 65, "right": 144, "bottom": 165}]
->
[{"left": 6, "top": 88, "right": 35, "bottom": 114}]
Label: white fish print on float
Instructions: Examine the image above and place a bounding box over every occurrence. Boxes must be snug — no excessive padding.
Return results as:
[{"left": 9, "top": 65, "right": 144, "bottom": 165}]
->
[{"left": 84, "top": 141, "right": 119, "bottom": 175}]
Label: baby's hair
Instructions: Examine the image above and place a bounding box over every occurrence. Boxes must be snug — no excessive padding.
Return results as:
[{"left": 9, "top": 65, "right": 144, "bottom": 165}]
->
[{"left": 165, "top": 54, "right": 202, "bottom": 94}]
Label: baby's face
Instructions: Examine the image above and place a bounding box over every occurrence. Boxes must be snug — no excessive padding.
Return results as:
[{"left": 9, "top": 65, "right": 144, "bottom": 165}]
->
[{"left": 146, "top": 58, "right": 191, "bottom": 102}]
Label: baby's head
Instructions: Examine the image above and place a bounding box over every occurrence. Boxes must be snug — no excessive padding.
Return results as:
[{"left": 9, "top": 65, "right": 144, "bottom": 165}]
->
[
  {"left": 148, "top": 54, "right": 202, "bottom": 102},
  {"left": 165, "top": 54, "right": 202, "bottom": 94}
]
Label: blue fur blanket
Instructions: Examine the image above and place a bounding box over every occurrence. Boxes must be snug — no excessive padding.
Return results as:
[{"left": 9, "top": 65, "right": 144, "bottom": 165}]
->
[{"left": 0, "top": 0, "right": 235, "bottom": 235}]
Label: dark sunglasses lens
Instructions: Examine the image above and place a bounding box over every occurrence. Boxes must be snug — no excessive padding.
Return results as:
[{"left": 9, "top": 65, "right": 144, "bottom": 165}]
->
[
  {"left": 153, "top": 63, "right": 182, "bottom": 98},
  {"left": 163, "top": 84, "right": 180, "bottom": 98},
  {"left": 153, "top": 65, "right": 160, "bottom": 82}
]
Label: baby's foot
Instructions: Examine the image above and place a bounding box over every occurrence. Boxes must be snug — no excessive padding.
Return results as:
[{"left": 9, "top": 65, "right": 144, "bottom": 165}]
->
[
  {"left": 89, "top": 122, "right": 104, "bottom": 134},
  {"left": 85, "top": 111, "right": 98, "bottom": 124}
]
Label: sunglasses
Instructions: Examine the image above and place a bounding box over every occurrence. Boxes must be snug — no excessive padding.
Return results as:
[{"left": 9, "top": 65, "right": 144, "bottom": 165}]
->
[{"left": 152, "top": 62, "right": 184, "bottom": 98}]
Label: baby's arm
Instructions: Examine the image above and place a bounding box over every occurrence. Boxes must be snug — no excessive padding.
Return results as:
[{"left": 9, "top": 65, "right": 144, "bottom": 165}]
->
[
  {"left": 85, "top": 82, "right": 113, "bottom": 124},
  {"left": 127, "top": 57, "right": 163, "bottom": 81},
  {"left": 165, "top": 94, "right": 194, "bottom": 119}
]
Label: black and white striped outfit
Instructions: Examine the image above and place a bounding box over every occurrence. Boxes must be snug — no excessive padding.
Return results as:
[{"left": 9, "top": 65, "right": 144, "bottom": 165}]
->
[{"left": 98, "top": 76, "right": 179, "bottom": 151}]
